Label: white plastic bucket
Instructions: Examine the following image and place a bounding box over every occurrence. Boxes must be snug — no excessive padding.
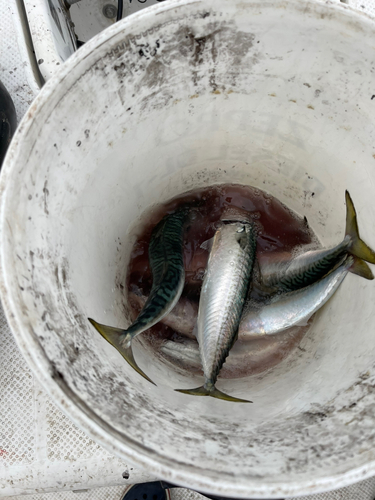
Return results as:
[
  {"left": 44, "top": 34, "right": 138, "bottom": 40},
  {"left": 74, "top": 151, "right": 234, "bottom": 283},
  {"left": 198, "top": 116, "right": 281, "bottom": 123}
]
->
[{"left": 2, "top": 0, "right": 375, "bottom": 498}]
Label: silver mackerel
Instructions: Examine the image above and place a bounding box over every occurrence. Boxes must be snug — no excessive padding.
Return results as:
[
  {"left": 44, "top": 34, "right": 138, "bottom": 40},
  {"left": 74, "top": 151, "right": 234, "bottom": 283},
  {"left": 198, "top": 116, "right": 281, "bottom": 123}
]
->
[
  {"left": 176, "top": 221, "right": 256, "bottom": 402},
  {"left": 239, "top": 255, "right": 373, "bottom": 338}
]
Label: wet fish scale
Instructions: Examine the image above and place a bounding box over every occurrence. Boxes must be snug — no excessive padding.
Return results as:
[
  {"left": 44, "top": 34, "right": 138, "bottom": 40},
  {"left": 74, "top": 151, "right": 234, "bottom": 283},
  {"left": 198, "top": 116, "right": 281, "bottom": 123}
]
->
[
  {"left": 201, "top": 254, "right": 251, "bottom": 381},
  {"left": 127, "top": 208, "right": 190, "bottom": 334},
  {"left": 271, "top": 238, "right": 350, "bottom": 293},
  {"left": 263, "top": 192, "right": 375, "bottom": 294},
  {"left": 175, "top": 222, "right": 257, "bottom": 401},
  {"left": 88, "top": 207, "right": 190, "bottom": 383}
]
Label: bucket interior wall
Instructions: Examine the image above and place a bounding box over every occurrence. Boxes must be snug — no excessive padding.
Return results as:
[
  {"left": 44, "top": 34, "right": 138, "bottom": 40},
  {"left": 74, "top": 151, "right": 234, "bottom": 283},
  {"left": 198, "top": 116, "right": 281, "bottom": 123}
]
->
[{"left": 2, "top": 0, "right": 375, "bottom": 496}]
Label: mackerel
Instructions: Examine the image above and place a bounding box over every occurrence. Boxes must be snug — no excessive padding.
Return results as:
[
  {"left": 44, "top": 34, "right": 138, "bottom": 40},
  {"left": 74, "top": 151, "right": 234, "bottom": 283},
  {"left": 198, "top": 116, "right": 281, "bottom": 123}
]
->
[
  {"left": 261, "top": 191, "right": 375, "bottom": 294},
  {"left": 176, "top": 221, "right": 256, "bottom": 402},
  {"left": 88, "top": 207, "right": 191, "bottom": 384}
]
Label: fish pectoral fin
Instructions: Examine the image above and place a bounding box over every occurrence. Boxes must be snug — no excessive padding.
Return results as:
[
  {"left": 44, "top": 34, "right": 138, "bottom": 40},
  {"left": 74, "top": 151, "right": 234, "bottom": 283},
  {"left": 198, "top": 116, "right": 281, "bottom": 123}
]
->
[
  {"left": 200, "top": 236, "right": 214, "bottom": 252},
  {"left": 345, "top": 191, "right": 375, "bottom": 264},
  {"left": 349, "top": 256, "right": 374, "bottom": 280},
  {"left": 175, "top": 385, "right": 252, "bottom": 403},
  {"left": 88, "top": 318, "right": 156, "bottom": 385}
]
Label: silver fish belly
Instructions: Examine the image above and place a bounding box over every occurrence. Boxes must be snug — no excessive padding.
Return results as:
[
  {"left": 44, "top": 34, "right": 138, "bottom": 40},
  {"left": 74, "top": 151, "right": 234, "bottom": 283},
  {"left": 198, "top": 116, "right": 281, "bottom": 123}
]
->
[
  {"left": 240, "top": 255, "right": 373, "bottom": 338},
  {"left": 176, "top": 222, "right": 256, "bottom": 402}
]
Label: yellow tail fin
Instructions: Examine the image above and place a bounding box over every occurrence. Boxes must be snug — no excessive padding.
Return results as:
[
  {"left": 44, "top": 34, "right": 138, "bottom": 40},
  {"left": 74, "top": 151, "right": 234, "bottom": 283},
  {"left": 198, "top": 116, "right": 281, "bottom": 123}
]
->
[
  {"left": 175, "top": 385, "right": 252, "bottom": 403},
  {"left": 345, "top": 191, "right": 375, "bottom": 264},
  {"left": 349, "top": 256, "right": 374, "bottom": 280},
  {"left": 88, "top": 318, "right": 156, "bottom": 385}
]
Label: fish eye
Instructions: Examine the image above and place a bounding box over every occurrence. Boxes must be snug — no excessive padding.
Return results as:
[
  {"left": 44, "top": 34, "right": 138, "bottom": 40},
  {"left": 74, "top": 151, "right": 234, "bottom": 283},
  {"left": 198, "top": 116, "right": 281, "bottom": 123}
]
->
[{"left": 237, "top": 226, "right": 245, "bottom": 233}]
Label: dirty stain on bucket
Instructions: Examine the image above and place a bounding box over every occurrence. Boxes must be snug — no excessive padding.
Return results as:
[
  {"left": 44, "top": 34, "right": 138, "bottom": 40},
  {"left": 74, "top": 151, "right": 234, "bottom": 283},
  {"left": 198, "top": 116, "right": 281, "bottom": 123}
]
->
[{"left": 1, "top": 0, "right": 375, "bottom": 498}]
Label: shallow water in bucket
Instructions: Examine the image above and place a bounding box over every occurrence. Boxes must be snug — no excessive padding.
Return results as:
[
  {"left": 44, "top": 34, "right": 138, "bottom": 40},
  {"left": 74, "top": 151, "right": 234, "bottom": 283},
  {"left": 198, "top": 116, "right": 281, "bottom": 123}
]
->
[
  {"left": 2, "top": 0, "right": 375, "bottom": 498},
  {"left": 125, "top": 183, "right": 318, "bottom": 380}
]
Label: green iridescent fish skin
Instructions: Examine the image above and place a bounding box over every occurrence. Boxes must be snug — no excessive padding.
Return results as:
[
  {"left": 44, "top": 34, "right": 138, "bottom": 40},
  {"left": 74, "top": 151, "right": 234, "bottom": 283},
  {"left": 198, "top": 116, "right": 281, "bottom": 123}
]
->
[
  {"left": 88, "top": 207, "right": 191, "bottom": 384},
  {"left": 240, "top": 255, "right": 373, "bottom": 339},
  {"left": 262, "top": 190, "right": 375, "bottom": 294}
]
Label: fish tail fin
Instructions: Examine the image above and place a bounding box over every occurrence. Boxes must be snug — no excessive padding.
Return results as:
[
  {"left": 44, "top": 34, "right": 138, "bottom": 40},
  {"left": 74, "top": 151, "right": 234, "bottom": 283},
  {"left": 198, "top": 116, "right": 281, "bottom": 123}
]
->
[
  {"left": 348, "top": 256, "right": 374, "bottom": 280},
  {"left": 345, "top": 191, "right": 375, "bottom": 264},
  {"left": 175, "top": 385, "right": 252, "bottom": 403},
  {"left": 87, "top": 318, "right": 156, "bottom": 385}
]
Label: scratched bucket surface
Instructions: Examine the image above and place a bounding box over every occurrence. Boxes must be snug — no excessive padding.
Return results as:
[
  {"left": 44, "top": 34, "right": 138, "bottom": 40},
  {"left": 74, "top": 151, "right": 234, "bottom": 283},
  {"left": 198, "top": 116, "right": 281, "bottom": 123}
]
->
[{"left": 1, "top": 0, "right": 375, "bottom": 498}]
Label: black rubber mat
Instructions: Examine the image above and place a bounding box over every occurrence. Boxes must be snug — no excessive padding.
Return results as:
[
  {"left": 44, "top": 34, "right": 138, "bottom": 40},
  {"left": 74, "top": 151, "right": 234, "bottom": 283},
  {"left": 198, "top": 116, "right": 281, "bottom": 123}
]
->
[{"left": 122, "top": 481, "right": 169, "bottom": 500}]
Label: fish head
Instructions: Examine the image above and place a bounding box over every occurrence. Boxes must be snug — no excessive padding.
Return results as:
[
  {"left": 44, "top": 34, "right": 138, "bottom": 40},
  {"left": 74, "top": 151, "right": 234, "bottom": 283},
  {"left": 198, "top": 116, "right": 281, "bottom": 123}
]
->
[
  {"left": 220, "top": 206, "right": 253, "bottom": 224},
  {"left": 234, "top": 222, "right": 255, "bottom": 250}
]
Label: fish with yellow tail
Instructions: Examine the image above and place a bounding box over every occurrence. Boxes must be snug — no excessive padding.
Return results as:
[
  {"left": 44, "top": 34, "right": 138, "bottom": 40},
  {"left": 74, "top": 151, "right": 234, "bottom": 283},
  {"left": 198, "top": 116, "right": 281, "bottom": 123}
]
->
[
  {"left": 176, "top": 217, "right": 257, "bottom": 402},
  {"left": 88, "top": 207, "right": 192, "bottom": 384},
  {"left": 260, "top": 191, "right": 375, "bottom": 294},
  {"left": 239, "top": 254, "right": 373, "bottom": 338}
]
